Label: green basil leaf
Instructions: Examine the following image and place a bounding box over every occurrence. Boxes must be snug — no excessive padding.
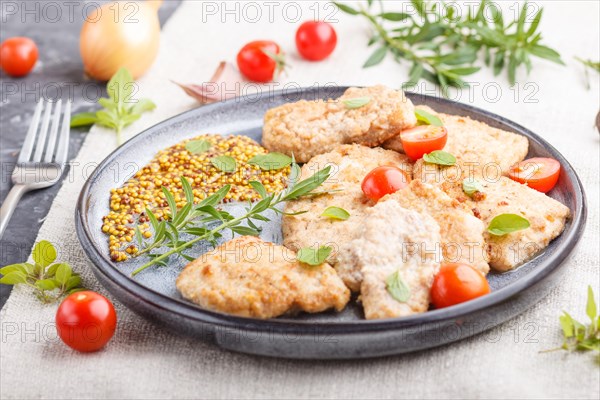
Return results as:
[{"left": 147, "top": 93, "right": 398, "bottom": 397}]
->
[
  {"left": 321, "top": 206, "right": 350, "bottom": 220},
  {"left": 185, "top": 140, "right": 211, "bottom": 154},
  {"left": 462, "top": 178, "right": 484, "bottom": 196},
  {"left": 129, "top": 98, "right": 156, "bottom": 114},
  {"left": 32, "top": 240, "right": 56, "bottom": 268},
  {"left": 65, "top": 275, "right": 82, "bottom": 291},
  {"left": 487, "top": 213, "right": 530, "bottom": 236},
  {"left": 297, "top": 246, "right": 332, "bottom": 266},
  {"left": 415, "top": 108, "right": 443, "bottom": 126},
  {"left": 98, "top": 97, "right": 116, "bottom": 111},
  {"left": 249, "top": 181, "right": 268, "bottom": 199},
  {"left": 55, "top": 263, "right": 72, "bottom": 285},
  {"left": 586, "top": 286, "right": 597, "bottom": 322},
  {"left": 559, "top": 312, "right": 575, "bottom": 338},
  {"left": 343, "top": 97, "right": 372, "bottom": 109},
  {"left": 70, "top": 112, "right": 98, "bottom": 128},
  {"left": 0, "top": 264, "right": 28, "bottom": 276},
  {"left": 36, "top": 279, "right": 58, "bottom": 291},
  {"left": 386, "top": 270, "right": 411, "bottom": 303},
  {"left": 107, "top": 67, "right": 134, "bottom": 113},
  {"left": 0, "top": 271, "right": 27, "bottom": 285},
  {"left": 211, "top": 155, "right": 237, "bottom": 173},
  {"left": 248, "top": 153, "right": 292, "bottom": 171},
  {"left": 423, "top": 150, "right": 456, "bottom": 166},
  {"left": 46, "top": 263, "right": 67, "bottom": 277}
]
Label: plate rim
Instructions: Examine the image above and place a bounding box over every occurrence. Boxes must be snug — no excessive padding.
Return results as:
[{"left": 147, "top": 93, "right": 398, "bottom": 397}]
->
[{"left": 75, "top": 87, "right": 588, "bottom": 334}]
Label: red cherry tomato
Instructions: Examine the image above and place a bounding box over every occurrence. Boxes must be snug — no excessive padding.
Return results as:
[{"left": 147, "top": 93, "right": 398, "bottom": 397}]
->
[
  {"left": 431, "top": 263, "right": 491, "bottom": 309},
  {"left": 56, "top": 291, "right": 117, "bottom": 352},
  {"left": 400, "top": 125, "right": 448, "bottom": 160},
  {"left": 361, "top": 166, "right": 410, "bottom": 201},
  {"left": 0, "top": 37, "right": 38, "bottom": 77},
  {"left": 236, "top": 40, "right": 285, "bottom": 83},
  {"left": 295, "top": 21, "right": 337, "bottom": 61},
  {"left": 508, "top": 157, "right": 561, "bottom": 193}
]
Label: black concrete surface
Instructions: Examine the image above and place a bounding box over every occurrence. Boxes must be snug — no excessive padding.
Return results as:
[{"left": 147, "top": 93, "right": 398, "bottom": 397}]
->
[{"left": 0, "top": 0, "right": 182, "bottom": 308}]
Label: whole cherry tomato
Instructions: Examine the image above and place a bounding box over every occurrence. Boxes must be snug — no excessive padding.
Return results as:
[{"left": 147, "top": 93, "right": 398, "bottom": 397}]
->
[
  {"left": 400, "top": 125, "right": 448, "bottom": 160},
  {"left": 295, "top": 21, "right": 337, "bottom": 61},
  {"left": 431, "top": 263, "right": 491, "bottom": 309},
  {"left": 361, "top": 166, "right": 410, "bottom": 201},
  {"left": 237, "top": 40, "right": 285, "bottom": 83},
  {"left": 508, "top": 157, "right": 561, "bottom": 193},
  {"left": 56, "top": 291, "right": 117, "bottom": 352},
  {"left": 0, "top": 37, "right": 38, "bottom": 77}
]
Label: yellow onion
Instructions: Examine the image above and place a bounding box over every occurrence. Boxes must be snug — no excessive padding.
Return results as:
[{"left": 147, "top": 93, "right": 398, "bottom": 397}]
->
[{"left": 80, "top": 1, "right": 162, "bottom": 81}]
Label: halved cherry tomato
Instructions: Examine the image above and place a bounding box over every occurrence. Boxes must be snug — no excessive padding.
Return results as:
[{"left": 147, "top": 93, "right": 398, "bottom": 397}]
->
[
  {"left": 236, "top": 40, "right": 285, "bottom": 83},
  {"left": 361, "top": 166, "right": 410, "bottom": 201},
  {"left": 400, "top": 125, "right": 448, "bottom": 160},
  {"left": 508, "top": 157, "right": 560, "bottom": 193},
  {"left": 295, "top": 21, "right": 337, "bottom": 61},
  {"left": 431, "top": 263, "right": 490, "bottom": 309},
  {"left": 0, "top": 37, "right": 38, "bottom": 77},
  {"left": 56, "top": 291, "right": 117, "bottom": 352}
]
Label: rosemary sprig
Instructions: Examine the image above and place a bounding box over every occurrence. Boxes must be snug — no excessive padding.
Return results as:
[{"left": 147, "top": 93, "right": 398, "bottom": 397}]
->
[
  {"left": 130, "top": 163, "right": 331, "bottom": 276},
  {"left": 575, "top": 57, "right": 600, "bottom": 90},
  {"left": 334, "top": 0, "right": 563, "bottom": 91}
]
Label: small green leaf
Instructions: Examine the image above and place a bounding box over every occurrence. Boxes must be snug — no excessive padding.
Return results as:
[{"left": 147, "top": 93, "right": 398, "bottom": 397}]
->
[
  {"left": 107, "top": 67, "right": 134, "bottom": 112},
  {"left": 65, "top": 275, "right": 82, "bottom": 291},
  {"left": 386, "top": 270, "right": 411, "bottom": 303},
  {"left": 181, "top": 176, "right": 195, "bottom": 204},
  {"left": 0, "top": 264, "right": 28, "bottom": 276},
  {"left": 333, "top": 2, "right": 359, "bottom": 15},
  {"left": 55, "top": 263, "right": 72, "bottom": 285},
  {"left": 36, "top": 279, "right": 58, "bottom": 291},
  {"left": 423, "top": 150, "right": 456, "bottom": 166},
  {"left": 134, "top": 226, "right": 144, "bottom": 247},
  {"left": 462, "top": 178, "right": 484, "bottom": 196},
  {"left": 297, "top": 246, "right": 332, "bottom": 266},
  {"left": 70, "top": 112, "right": 98, "bottom": 128},
  {"left": 162, "top": 187, "right": 177, "bottom": 219},
  {"left": 231, "top": 226, "right": 260, "bottom": 236},
  {"left": 379, "top": 12, "right": 410, "bottom": 21},
  {"left": 363, "top": 47, "right": 387, "bottom": 68},
  {"left": 248, "top": 152, "right": 292, "bottom": 171},
  {"left": 249, "top": 181, "right": 268, "bottom": 198},
  {"left": 185, "top": 140, "right": 211, "bottom": 154},
  {"left": 321, "top": 206, "right": 350, "bottom": 221},
  {"left": 415, "top": 108, "right": 443, "bottom": 126},
  {"left": 129, "top": 98, "right": 156, "bottom": 114},
  {"left": 559, "top": 312, "right": 575, "bottom": 338},
  {"left": 146, "top": 208, "right": 159, "bottom": 231},
  {"left": 487, "top": 214, "right": 530, "bottom": 236},
  {"left": 586, "top": 286, "right": 597, "bottom": 323},
  {"left": 46, "top": 263, "right": 66, "bottom": 277},
  {"left": 32, "top": 240, "right": 57, "bottom": 268},
  {"left": 0, "top": 271, "right": 27, "bottom": 285},
  {"left": 211, "top": 156, "right": 237, "bottom": 173},
  {"left": 343, "top": 97, "right": 371, "bottom": 109}
]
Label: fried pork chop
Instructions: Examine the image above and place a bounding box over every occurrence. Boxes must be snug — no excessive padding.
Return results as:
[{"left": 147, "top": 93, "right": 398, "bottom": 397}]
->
[
  {"left": 176, "top": 236, "right": 350, "bottom": 319},
  {"left": 383, "top": 105, "right": 529, "bottom": 174},
  {"left": 282, "top": 145, "right": 412, "bottom": 262},
  {"left": 262, "top": 85, "right": 417, "bottom": 163},
  {"left": 337, "top": 200, "right": 442, "bottom": 319}
]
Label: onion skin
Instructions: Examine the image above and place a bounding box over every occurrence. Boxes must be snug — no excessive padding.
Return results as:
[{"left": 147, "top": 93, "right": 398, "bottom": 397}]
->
[{"left": 80, "top": 1, "right": 160, "bottom": 81}]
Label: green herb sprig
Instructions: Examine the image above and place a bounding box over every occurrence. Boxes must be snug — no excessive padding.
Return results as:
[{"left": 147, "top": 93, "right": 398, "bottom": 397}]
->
[
  {"left": 0, "top": 241, "right": 85, "bottom": 303},
  {"left": 334, "top": 0, "right": 563, "bottom": 92},
  {"left": 71, "top": 68, "right": 156, "bottom": 145},
  {"left": 130, "top": 163, "right": 332, "bottom": 276},
  {"left": 575, "top": 57, "right": 600, "bottom": 90},
  {"left": 543, "top": 286, "right": 599, "bottom": 364}
]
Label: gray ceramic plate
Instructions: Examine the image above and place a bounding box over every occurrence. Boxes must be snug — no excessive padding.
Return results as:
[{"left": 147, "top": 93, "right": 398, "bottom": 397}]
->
[{"left": 76, "top": 87, "right": 586, "bottom": 359}]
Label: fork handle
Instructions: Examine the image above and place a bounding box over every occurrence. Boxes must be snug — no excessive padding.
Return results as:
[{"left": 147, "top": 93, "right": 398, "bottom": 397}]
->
[{"left": 0, "top": 185, "right": 29, "bottom": 239}]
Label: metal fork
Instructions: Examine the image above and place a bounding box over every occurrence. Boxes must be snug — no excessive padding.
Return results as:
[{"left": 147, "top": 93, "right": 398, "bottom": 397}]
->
[{"left": 0, "top": 99, "right": 71, "bottom": 239}]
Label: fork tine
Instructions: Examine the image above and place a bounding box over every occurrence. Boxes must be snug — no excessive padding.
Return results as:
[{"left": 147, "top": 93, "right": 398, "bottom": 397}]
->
[
  {"left": 43, "top": 99, "right": 62, "bottom": 163},
  {"left": 17, "top": 100, "right": 44, "bottom": 163},
  {"left": 32, "top": 100, "right": 54, "bottom": 162},
  {"left": 54, "top": 100, "right": 71, "bottom": 164}
]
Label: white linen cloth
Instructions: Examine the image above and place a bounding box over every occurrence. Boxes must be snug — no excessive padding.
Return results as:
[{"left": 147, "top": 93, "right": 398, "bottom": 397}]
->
[{"left": 1, "top": 1, "right": 599, "bottom": 399}]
